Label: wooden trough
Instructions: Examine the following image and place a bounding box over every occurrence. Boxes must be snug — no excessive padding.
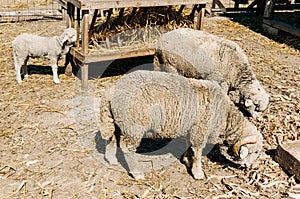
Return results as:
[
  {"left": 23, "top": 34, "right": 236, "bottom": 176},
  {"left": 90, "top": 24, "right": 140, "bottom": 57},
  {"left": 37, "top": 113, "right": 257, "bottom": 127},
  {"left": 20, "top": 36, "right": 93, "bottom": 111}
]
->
[
  {"left": 274, "top": 140, "right": 300, "bottom": 181},
  {"left": 66, "top": 0, "right": 208, "bottom": 88}
]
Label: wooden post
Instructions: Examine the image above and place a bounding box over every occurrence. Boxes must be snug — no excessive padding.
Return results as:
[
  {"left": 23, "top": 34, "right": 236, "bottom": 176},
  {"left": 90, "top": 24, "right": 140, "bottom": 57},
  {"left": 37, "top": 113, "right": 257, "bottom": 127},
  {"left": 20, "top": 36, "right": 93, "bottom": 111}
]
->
[
  {"left": 65, "top": 2, "right": 75, "bottom": 76},
  {"left": 263, "top": 0, "right": 275, "bottom": 19},
  {"left": 189, "top": 4, "right": 197, "bottom": 20},
  {"left": 76, "top": 7, "right": 80, "bottom": 47},
  {"left": 102, "top": 8, "right": 113, "bottom": 36},
  {"left": 234, "top": 0, "right": 240, "bottom": 9},
  {"left": 81, "top": 10, "right": 89, "bottom": 89},
  {"left": 196, "top": 6, "right": 205, "bottom": 30},
  {"left": 89, "top": 9, "right": 99, "bottom": 39},
  {"left": 257, "top": 0, "right": 267, "bottom": 16},
  {"left": 67, "top": 2, "right": 75, "bottom": 28},
  {"left": 211, "top": 0, "right": 216, "bottom": 16},
  {"left": 127, "top": 7, "right": 137, "bottom": 24}
]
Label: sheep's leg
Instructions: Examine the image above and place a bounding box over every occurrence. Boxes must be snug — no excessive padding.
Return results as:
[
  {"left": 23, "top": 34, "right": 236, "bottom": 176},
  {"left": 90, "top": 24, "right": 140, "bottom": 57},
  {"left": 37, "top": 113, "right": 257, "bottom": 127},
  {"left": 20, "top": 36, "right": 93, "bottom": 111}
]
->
[
  {"left": 50, "top": 59, "right": 60, "bottom": 84},
  {"left": 15, "top": 63, "right": 22, "bottom": 84},
  {"left": 188, "top": 125, "right": 207, "bottom": 180},
  {"left": 164, "top": 63, "right": 179, "bottom": 74},
  {"left": 153, "top": 55, "right": 162, "bottom": 71},
  {"left": 153, "top": 53, "right": 179, "bottom": 74},
  {"left": 105, "top": 137, "right": 118, "bottom": 165},
  {"left": 99, "top": 89, "right": 118, "bottom": 165},
  {"left": 14, "top": 54, "right": 26, "bottom": 84},
  {"left": 190, "top": 145, "right": 205, "bottom": 179},
  {"left": 21, "top": 57, "right": 29, "bottom": 79}
]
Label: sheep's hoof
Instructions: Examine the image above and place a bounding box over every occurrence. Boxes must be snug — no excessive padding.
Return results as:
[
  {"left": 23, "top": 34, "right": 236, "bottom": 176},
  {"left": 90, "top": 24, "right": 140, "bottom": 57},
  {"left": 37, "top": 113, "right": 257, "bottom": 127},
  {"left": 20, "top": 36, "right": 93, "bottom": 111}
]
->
[
  {"left": 191, "top": 164, "right": 205, "bottom": 180},
  {"left": 105, "top": 153, "right": 118, "bottom": 165},
  {"left": 53, "top": 79, "right": 60, "bottom": 84},
  {"left": 130, "top": 171, "right": 145, "bottom": 180},
  {"left": 192, "top": 169, "right": 205, "bottom": 180},
  {"left": 24, "top": 74, "right": 28, "bottom": 79}
]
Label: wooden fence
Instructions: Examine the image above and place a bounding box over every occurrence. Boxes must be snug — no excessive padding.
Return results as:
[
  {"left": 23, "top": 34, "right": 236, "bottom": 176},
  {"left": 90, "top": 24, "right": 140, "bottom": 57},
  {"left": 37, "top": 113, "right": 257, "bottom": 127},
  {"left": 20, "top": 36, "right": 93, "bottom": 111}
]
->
[{"left": 0, "top": 0, "right": 64, "bottom": 21}]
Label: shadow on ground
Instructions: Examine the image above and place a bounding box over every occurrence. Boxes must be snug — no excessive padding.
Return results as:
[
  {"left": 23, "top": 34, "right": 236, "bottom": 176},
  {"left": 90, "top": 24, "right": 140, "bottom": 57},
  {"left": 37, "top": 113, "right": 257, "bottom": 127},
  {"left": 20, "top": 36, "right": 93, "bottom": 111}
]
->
[
  {"left": 75, "top": 55, "right": 155, "bottom": 79},
  {"left": 223, "top": 12, "right": 300, "bottom": 51}
]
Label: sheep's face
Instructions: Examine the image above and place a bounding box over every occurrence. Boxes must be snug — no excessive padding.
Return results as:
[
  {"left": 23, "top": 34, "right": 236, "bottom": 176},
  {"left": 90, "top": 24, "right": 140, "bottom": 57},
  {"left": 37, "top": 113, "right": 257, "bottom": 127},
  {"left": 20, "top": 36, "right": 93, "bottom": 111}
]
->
[
  {"left": 241, "top": 80, "right": 269, "bottom": 117},
  {"left": 220, "top": 123, "right": 263, "bottom": 167},
  {"left": 62, "top": 28, "right": 77, "bottom": 46}
]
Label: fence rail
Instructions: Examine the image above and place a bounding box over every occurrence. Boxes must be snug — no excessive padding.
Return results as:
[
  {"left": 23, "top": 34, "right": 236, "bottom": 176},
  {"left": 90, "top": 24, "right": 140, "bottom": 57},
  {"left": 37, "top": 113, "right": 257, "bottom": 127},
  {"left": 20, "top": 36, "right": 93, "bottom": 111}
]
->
[{"left": 0, "top": 0, "right": 64, "bottom": 21}]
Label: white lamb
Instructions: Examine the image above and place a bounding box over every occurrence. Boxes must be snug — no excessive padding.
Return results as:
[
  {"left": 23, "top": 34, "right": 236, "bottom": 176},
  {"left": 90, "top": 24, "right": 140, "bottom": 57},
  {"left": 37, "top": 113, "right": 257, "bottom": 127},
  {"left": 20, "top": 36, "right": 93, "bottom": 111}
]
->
[{"left": 12, "top": 28, "right": 77, "bottom": 84}]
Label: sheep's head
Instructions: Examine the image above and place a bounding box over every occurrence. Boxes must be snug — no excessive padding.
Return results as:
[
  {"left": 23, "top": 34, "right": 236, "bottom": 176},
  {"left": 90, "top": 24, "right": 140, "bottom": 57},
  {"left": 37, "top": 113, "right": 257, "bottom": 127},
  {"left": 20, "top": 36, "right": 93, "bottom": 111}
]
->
[
  {"left": 240, "top": 80, "right": 269, "bottom": 118},
  {"left": 220, "top": 122, "right": 263, "bottom": 167},
  {"left": 61, "top": 28, "right": 77, "bottom": 46}
]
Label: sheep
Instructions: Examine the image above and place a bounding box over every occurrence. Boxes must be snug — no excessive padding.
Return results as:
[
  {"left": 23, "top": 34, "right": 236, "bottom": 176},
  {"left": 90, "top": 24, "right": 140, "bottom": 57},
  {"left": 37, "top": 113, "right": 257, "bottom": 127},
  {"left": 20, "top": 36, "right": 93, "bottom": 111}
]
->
[
  {"left": 99, "top": 70, "right": 263, "bottom": 179},
  {"left": 154, "top": 28, "right": 269, "bottom": 118},
  {"left": 12, "top": 28, "right": 77, "bottom": 84}
]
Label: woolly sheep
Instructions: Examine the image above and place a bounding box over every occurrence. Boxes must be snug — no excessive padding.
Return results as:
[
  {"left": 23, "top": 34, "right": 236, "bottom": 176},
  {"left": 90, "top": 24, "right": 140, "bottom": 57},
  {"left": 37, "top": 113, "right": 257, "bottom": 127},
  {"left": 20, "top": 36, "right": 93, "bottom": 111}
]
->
[
  {"left": 12, "top": 28, "right": 77, "bottom": 84},
  {"left": 154, "top": 28, "right": 269, "bottom": 118},
  {"left": 99, "top": 70, "right": 263, "bottom": 179}
]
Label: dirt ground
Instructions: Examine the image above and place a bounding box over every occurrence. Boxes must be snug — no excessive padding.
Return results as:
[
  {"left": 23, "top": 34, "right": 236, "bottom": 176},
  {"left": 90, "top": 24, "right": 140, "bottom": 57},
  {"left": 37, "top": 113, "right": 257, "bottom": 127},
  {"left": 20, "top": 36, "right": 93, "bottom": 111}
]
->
[{"left": 0, "top": 15, "right": 299, "bottom": 198}]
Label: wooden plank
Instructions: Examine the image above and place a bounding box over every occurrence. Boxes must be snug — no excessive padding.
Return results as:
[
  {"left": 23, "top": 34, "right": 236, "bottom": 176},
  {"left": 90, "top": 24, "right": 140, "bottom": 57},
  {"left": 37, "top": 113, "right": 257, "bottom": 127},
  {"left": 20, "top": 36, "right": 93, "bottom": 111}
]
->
[
  {"left": 76, "top": 7, "right": 80, "bottom": 47},
  {"left": 274, "top": 140, "right": 300, "bottom": 181},
  {"left": 67, "top": 0, "right": 207, "bottom": 10},
  {"left": 234, "top": 0, "right": 240, "bottom": 9},
  {"left": 263, "top": 19, "right": 300, "bottom": 37},
  {"left": 70, "top": 48, "right": 155, "bottom": 63},
  {"left": 67, "top": 2, "right": 75, "bottom": 28},
  {"left": 196, "top": 6, "right": 205, "bottom": 30},
  {"left": 102, "top": 8, "right": 113, "bottom": 36},
  {"left": 87, "top": 48, "right": 155, "bottom": 63},
  {"left": 0, "top": 10, "right": 61, "bottom": 17},
  {"left": 88, "top": 9, "right": 99, "bottom": 39},
  {"left": 215, "top": 0, "right": 226, "bottom": 10},
  {"left": 70, "top": 48, "right": 85, "bottom": 63},
  {"left": 56, "top": 0, "right": 67, "bottom": 8},
  {"left": 263, "top": 0, "right": 275, "bottom": 19},
  {"left": 82, "top": 10, "right": 89, "bottom": 54}
]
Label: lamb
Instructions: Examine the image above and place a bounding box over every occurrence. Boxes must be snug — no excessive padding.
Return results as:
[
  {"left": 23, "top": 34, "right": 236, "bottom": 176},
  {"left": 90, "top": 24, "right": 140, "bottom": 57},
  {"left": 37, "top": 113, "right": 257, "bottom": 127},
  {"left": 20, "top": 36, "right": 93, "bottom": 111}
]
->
[
  {"left": 12, "top": 28, "right": 77, "bottom": 84},
  {"left": 99, "top": 70, "right": 263, "bottom": 179},
  {"left": 154, "top": 28, "right": 269, "bottom": 118}
]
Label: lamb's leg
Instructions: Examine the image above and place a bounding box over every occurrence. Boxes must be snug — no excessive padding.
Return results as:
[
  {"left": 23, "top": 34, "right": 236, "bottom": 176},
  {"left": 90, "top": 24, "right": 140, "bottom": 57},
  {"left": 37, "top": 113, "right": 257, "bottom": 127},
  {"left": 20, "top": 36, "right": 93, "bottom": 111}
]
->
[
  {"left": 50, "top": 59, "right": 60, "bottom": 84},
  {"left": 14, "top": 54, "right": 26, "bottom": 84},
  {"left": 15, "top": 63, "right": 22, "bottom": 84},
  {"left": 21, "top": 57, "right": 29, "bottom": 79}
]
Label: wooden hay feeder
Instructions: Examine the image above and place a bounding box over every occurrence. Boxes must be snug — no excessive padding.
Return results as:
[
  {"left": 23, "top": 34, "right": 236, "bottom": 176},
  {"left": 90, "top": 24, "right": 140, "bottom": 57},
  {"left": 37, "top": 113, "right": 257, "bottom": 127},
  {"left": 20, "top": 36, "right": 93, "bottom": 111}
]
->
[
  {"left": 274, "top": 140, "right": 300, "bottom": 181},
  {"left": 65, "top": 0, "right": 208, "bottom": 88}
]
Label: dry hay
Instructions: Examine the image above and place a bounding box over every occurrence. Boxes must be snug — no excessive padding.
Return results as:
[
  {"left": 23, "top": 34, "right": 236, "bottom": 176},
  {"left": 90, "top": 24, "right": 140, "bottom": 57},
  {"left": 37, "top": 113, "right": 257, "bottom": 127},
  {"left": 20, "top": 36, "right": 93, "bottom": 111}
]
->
[
  {"left": 89, "top": 6, "right": 195, "bottom": 53},
  {"left": 0, "top": 16, "right": 300, "bottom": 198}
]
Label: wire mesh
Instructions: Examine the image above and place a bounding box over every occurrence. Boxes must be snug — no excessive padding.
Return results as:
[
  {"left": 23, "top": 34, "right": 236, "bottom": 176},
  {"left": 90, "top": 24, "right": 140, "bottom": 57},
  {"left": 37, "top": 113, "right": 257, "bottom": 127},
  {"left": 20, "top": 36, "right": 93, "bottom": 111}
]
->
[{"left": 0, "top": 0, "right": 63, "bottom": 21}]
